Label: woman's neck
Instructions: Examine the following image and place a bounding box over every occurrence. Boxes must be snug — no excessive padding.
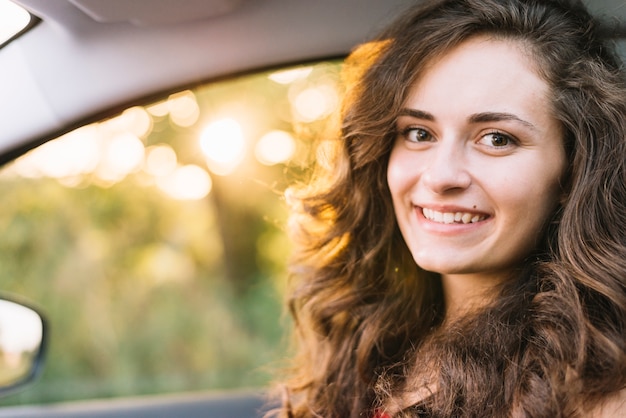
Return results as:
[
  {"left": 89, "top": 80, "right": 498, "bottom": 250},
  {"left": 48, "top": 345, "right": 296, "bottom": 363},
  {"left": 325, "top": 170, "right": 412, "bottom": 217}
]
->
[{"left": 440, "top": 272, "right": 505, "bottom": 322}]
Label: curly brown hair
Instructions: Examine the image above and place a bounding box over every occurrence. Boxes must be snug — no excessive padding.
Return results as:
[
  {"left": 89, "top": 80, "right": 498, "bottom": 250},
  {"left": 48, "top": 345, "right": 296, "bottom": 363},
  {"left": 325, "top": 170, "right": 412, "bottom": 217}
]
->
[{"left": 274, "top": 0, "right": 626, "bottom": 416}]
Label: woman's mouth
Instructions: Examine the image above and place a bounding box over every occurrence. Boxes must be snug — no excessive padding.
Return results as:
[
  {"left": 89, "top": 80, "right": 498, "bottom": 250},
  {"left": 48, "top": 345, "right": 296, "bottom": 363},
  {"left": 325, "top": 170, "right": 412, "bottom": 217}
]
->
[{"left": 422, "top": 207, "right": 488, "bottom": 224}]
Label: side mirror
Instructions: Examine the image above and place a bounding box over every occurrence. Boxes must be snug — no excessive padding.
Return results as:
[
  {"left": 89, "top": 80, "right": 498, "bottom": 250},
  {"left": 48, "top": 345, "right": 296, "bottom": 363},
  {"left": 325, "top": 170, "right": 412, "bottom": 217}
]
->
[{"left": 0, "top": 296, "right": 46, "bottom": 396}]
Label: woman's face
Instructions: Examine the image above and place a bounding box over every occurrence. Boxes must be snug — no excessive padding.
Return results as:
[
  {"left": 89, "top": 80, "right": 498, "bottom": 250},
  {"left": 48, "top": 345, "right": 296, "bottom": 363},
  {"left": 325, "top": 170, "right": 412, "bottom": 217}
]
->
[{"left": 387, "top": 36, "right": 566, "bottom": 285}]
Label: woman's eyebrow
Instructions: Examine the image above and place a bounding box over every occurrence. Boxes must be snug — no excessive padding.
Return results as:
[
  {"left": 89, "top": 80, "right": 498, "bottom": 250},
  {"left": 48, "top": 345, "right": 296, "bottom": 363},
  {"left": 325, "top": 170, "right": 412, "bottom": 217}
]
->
[
  {"left": 469, "top": 112, "right": 538, "bottom": 131},
  {"left": 398, "top": 108, "right": 435, "bottom": 121},
  {"left": 398, "top": 109, "right": 539, "bottom": 132}
]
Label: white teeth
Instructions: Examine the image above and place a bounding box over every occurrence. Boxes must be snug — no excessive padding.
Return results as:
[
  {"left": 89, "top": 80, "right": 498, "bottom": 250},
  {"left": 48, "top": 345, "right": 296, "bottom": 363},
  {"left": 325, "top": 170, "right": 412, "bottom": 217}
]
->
[{"left": 422, "top": 208, "right": 486, "bottom": 224}]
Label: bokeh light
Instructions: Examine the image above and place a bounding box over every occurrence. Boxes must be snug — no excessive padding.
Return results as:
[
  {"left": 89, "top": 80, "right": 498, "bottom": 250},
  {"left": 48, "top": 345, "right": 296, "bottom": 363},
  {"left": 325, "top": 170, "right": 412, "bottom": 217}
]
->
[
  {"left": 199, "top": 118, "right": 246, "bottom": 176},
  {"left": 145, "top": 91, "right": 200, "bottom": 127},
  {"left": 13, "top": 125, "right": 100, "bottom": 180},
  {"left": 144, "top": 144, "right": 177, "bottom": 178},
  {"left": 168, "top": 91, "right": 200, "bottom": 127},
  {"left": 146, "top": 101, "right": 170, "bottom": 117},
  {"left": 156, "top": 164, "right": 212, "bottom": 200},
  {"left": 7, "top": 61, "right": 344, "bottom": 202},
  {"left": 255, "top": 130, "right": 296, "bottom": 166},
  {"left": 291, "top": 84, "right": 339, "bottom": 122},
  {"left": 268, "top": 67, "right": 312, "bottom": 84},
  {"left": 95, "top": 133, "right": 145, "bottom": 184},
  {"left": 102, "top": 106, "right": 153, "bottom": 138}
]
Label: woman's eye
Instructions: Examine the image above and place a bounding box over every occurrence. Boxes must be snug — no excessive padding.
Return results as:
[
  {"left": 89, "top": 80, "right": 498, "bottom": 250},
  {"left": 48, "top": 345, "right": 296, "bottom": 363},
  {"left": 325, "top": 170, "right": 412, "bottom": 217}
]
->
[
  {"left": 479, "top": 132, "right": 515, "bottom": 148},
  {"left": 403, "top": 127, "right": 433, "bottom": 143}
]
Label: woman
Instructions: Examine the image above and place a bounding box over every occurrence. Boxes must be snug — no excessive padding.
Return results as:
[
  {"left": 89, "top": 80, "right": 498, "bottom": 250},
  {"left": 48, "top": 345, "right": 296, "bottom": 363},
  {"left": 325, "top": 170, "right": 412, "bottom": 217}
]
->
[{"left": 277, "top": 0, "right": 626, "bottom": 416}]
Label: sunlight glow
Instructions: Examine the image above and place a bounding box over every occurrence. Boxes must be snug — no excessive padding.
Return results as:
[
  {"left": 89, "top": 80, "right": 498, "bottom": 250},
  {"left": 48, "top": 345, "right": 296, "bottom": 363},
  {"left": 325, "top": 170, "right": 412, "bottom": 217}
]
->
[
  {"left": 200, "top": 118, "right": 246, "bottom": 176},
  {"left": 315, "top": 139, "right": 340, "bottom": 171},
  {"left": 103, "top": 107, "right": 153, "bottom": 138},
  {"left": 255, "top": 130, "right": 296, "bottom": 166},
  {"left": 292, "top": 84, "right": 338, "bottom": 122},
  {"left": 13, "top": 126, "right": 100, "bottom": 179},
  {"left": 0, "top": 0, "right": 31, "bottom": 46},
  {"left": 156, "top": 164, "right": 212, "bottom": 200},
  {"left": 12, "top": 108, "right": 153, "bottom": 187},
  {"left": 268, "top": 67, "right": 313, "bottom": 84},
  {"left": 95, "top": 133, "right": 145, "bottom": 183},
  {"left": 144, "top": 144, "right": 177, "bottom": 178},
  {"left": 146, "top": 101, "right": 170, "bottom": 117},
  {"left": 168, "top": 91, "right": 200, "bottom": 127},
  {"left": 7, "top": 61, "right": 344, "bottom": 201},
  {"left": 146, "top": 91, "right": 200, "bottom": 127}
]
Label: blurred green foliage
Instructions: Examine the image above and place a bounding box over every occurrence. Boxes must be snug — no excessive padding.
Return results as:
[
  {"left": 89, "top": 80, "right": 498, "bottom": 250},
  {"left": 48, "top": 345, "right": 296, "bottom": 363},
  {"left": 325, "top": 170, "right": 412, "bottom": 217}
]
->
[{"left": 0, "top": 61, "right": 342, "bottom": 406}]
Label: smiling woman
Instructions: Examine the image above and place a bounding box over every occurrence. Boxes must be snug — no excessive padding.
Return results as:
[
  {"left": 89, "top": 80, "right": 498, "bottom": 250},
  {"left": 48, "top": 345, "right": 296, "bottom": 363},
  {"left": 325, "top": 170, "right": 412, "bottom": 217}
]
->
[
  {"left": 278, "top": 0, "right": 626, "bottom": 417},
  {"left": 388, "top": 36, "right": 567, "bottom": 318}
]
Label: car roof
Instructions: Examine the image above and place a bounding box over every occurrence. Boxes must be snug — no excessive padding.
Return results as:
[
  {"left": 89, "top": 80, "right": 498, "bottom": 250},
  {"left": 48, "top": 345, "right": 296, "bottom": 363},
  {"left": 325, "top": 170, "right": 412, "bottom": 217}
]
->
[{"left": 1, "top": 0, "right": 624, "bottom": 162}]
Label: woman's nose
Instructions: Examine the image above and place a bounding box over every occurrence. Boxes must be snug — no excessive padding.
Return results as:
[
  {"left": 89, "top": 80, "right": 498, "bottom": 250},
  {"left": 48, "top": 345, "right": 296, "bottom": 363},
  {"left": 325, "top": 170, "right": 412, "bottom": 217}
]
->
[{"left": 421, "top": 144, "right": 471, "bottom": 194}]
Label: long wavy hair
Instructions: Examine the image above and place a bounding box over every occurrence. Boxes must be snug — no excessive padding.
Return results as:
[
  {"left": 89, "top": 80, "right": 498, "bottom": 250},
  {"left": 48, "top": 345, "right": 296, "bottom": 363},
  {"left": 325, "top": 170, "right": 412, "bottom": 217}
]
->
[{"left": 276, "top": 0, "right": 626, "bottom": 416}]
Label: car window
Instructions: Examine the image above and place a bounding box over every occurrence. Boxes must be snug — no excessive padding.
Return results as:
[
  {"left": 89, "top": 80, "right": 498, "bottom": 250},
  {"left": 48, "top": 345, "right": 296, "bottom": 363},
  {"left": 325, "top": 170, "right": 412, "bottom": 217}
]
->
[{"left": 0, "top": 60, "right": 342, "bottom": 406}]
